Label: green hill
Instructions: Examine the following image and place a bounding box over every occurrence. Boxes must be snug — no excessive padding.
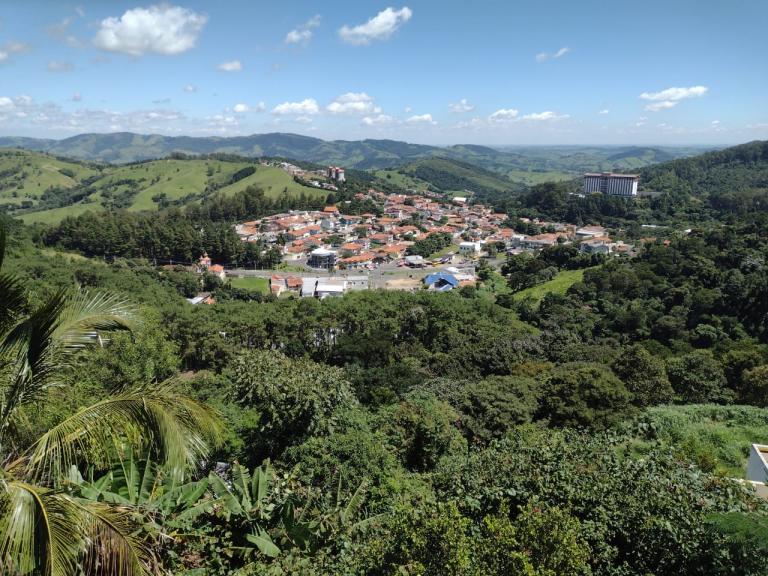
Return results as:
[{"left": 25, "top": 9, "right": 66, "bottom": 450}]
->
[
  {"left": 640, "top": 140, "right": 768, "bottom": 198},
  {"left": 0, "top": 151, "right": 327, "bottom": 224},
  {"left": 0, "top": 132, "right": 708, "bottom": 173},
  {"left": 384, "top": 157, "right": 521, "bottom": 196}
]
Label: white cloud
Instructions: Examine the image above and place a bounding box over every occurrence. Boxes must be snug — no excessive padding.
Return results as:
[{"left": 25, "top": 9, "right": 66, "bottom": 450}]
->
[
  {"left": 183, "top": 84, "right": 197, "bottom": 92},
  {"left": 294, "top": 116, "right": 313, "bottom": 124},
  {"left": 285, "top": 29, "right": 311, "bottom": 44},
  {"left": 536, "top": 46, "right": 570, "bottom": 63},
  {"left": 0, "top": 96, "right": 14, "bottom": 109},
  {"left": 272, "top": 98, "right": 320, "bottom": 115},
  {"left": 711, "top": 120, "right": 720, "bottom": 125},
  {"left": 0, "top": 41, "right": 30, "bottom": 64},
  {"left": 644, "top": 101, "right": 677, "bottom": 112},
  {"left": 254, "top": 102, "right": 266, "bottom": 112},
  {"left": 361, "top": 114, "right": 395, "bottom": 126},
  {"left": 75, "top": 6, "right": 85, "bottom": 18},
  {"left": 598, "top": 109, "right": 610, "bottom": 114},
  {"left": 339, "top": 7, "right": 412, "bottom": 45},
  {"left": 521, "top": 110, "right": 569, "bottom": 121},
  {"left": 93, "top": 4, "right": 207, "bottom": 56},
  {"left": 488, "top": 108, "right": 519, "bottom": 122},
  {"left": 449, "top": 98, "right": 474, "bottom": 113},
  {"left": 326, "top": 92, "right": 381, "bottom": 115},
  {"left": 406, "top": 113, "right": 435, "bottom": 124},
  {"left": 285, "top": 15, "right": 321, "bottom": 45},
  {"left": 47, "top": 60, "right": 73, "bottom": 72},
  {"left": 233, "top": 103, "right": 249, "bottom": 113},
  {"left": 218, "top": 60, "right": 242, "bottom": 72},
  {"left": 71, "top": 92, "right": 82, "bottom": 102},
  {"left": 640, "top": 85, "right": 708, "bottom": 111}
]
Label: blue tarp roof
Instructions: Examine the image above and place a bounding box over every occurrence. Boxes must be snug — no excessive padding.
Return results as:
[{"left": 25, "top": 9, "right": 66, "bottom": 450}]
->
[{"left": 424, "top": 272, "right": 459, "bottom": 288}]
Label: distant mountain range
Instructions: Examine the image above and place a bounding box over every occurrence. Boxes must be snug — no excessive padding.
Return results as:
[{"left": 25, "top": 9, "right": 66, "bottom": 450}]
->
[{"left": 0, "top": 132, "right": 711, "bottom": 173}]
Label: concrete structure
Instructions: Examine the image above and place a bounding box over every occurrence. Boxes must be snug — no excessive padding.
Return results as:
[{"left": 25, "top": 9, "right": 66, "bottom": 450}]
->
[
  {"left": 327, "top": 166, "right": 346, "bottom": 183},
  {"left": 745, "top": 444, "right": 768, "bottom": 500},
  {"left": 405, "top": 255, "right": 426, "bottom": 267},
  {"left": 458, "top": 241, "right": 481, "bottom": 255},
  {"left": 308, "top": 248, "right": 337, "bottom": 269},
  {"left": 584, "top": 173, "right": 639, "bottom": 197}
]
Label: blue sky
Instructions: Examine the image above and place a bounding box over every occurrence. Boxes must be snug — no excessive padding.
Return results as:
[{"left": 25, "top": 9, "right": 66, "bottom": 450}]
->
[{"left": 0, "top": 0, "right": 766, "bottom": 145}]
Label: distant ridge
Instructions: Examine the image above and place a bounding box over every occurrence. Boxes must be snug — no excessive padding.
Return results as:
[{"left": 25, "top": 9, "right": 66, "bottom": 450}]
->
[{"left": 0, "top": 131, "right": 708, "bottom": 172}]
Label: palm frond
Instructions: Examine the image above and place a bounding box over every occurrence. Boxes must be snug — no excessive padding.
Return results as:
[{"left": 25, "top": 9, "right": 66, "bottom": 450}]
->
[
  {"left": 54, "top": 290, "right": 136, "bottom": 351},
  {"left": 0, "top": 480, "right": 86, "bottom": 576},
  {"left": 0, "top": 479, "right": 151, "bottom": 576},
  {"left": 78, "top": 501, "right": 150, "bottom": 576},
  {"left": 0, "top": 289, "right": 69, "bottom": 432},
  {"left": 25, "top": 382, "right": 223, "bottom": 484},
  {"left": 0, "top": 273, "right": 26, "bottom": 336}
]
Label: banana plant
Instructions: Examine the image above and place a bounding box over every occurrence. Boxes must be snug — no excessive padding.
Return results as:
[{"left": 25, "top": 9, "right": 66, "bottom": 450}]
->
[{"left": 206, "top": 461, "right": 283, "bottom": 558}]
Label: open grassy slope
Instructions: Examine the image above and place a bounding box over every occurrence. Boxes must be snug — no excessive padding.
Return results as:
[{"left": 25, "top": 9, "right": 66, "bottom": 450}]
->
[
  {"left": 512, "top": 268, "right": 589, "bottom": 305},
  {"left": 2, "top": 151, "right": 327, "bottom": 224}
]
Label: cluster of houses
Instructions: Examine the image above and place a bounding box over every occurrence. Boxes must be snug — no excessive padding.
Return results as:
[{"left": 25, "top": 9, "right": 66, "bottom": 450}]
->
[{"left": 234, "top": 190, "right": 635, "bottom": 271}]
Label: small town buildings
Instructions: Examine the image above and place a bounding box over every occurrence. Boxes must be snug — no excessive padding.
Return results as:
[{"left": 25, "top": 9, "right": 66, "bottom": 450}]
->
[
  {"left": 186, "top": 292, "right": 215, "bottom": 305},
  {"left": 583, "top": 173, "right": 639, "bottom": 196},
  {"left": 405, "top": 255, "right": 426, "bottom": 267},
  {"left": 746, "top": 444, "right": 768, "bottom": 500},
  {"left": 458, "top": 241, "right": 482, "bottom": 256},
  {"left": 208, "top": 264, "right": 226, "bottom": 280},
  {"left": 575, "top": 225, "right": 607, "bottom": 239},
  {"left": 308, "top": 248, "right": 337, "bottom": 269},
  {"left": 424, "top": 272, "right": 460, "bottom": 291}
]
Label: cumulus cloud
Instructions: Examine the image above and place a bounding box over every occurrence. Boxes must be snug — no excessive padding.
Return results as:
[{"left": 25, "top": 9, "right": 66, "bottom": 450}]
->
[
  {"left": 536, "top": 46, "right": 570, "bottom": 63},
  {"left": 285, "top": 14, "right": 321, "bottom": 45},
  {"left": 598, "top": 109, "right": 610, "bottom": 114},
  {"left": 326, "top": 92, "right": 381, "bottom": 115},
  {"left": 488, "top": 108, "right": 519, "bottom": 122},
  {"left": 218, "top": 60, "right": 242, "bottom": 72},
  {"left": 449, "top": 98, "right": 474, "bottom": 113},
  {"left": 521, "top": 110, "right": 569, "bottom": 121},
  {"left": 406, "top": 113, "right": 435, "bottom": 124},
  {"left": 233, "top": 103, "right": 249, "bottom": 113},
  {"left": 361, "top": 114, "right": 395, "bottom": 126},
  {"left": 339, "top": 7, "right": 412, "bottom": 45},
  {"left": 47, "top": 60, "right": 73, "bottom": 72},
  {"left": 183, "top": 84, "right": 197, "bottom": 92},
  {"left": 272, "top": 98, "right": 320, "bottom": 115},
  {"left": 640, "top": 85, "right": 708, "bottom": 111},
  {"left": 93, "top": 4, "right": 207, "bottom": 56}
]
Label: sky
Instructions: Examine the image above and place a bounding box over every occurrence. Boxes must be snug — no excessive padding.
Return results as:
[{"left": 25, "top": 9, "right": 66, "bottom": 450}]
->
[{"left": 0, "top": 0, "right": 766, "bottom": 146}]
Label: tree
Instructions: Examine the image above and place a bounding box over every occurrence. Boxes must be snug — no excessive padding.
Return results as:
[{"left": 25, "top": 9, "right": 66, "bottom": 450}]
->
[
  {"left": 539, "top": 362, "right": 634, "bottom": 429},
  {"left": 666, "top": 350, "right": 733, "bottom": 404},
  {"left": 611, "top": 345, "right": 674, "bottom": 407},
  {"left": 458, "top": 376, "right": 540, "bottom": 443},
  {"left": 741, "top": 365, "right": 768, "bottom": 407},
  {"left": 0, "top": 226, "right": 221, "bottom": 576}
]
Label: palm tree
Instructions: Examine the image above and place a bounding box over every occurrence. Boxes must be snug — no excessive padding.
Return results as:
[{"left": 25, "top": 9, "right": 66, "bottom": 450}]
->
[{"left": 0, "top": 226, "right": 222, "bottom": 575}]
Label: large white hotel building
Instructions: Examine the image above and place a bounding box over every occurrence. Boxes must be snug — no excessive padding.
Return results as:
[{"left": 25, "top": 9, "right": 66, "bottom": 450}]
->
[{"left": 583, "top": 172, "right": 639, "bottom": 196}]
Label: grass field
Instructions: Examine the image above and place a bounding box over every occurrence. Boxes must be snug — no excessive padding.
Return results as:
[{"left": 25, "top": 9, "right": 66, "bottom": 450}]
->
[
  {"left": 8, "top": 153, "right": 328, "bottom": 224},
  {"left": 228, "top": 276, "right": 269, "bottom": 293},
  {"left": 626, "top": 405, "right": 768, "bottom": 478},
  {"left": 511, "top": 268, "right": 591, "bottom": 305},
  {"left": 0, "top": 149, "right": 101, "bottom": 205},
  {"left": 373, "top": 169, "right": 430, "bottom": 192},
  {"left": 504, "top": 169, "right": 574, "bottom": 185}
]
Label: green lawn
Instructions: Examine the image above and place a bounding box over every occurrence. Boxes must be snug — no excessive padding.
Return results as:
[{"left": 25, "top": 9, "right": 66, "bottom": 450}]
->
[
  {"left": 229, "top": 276, "right": 269, "bottom": 293},
  {"left": 625, "top": 405, "right": 768, "bottom": 478},
  {"left": 512, "top": 268, "right": 591, "bottom": 305},
  {"left": 505, "top": 169, "right": 574, "bottom": 185}
]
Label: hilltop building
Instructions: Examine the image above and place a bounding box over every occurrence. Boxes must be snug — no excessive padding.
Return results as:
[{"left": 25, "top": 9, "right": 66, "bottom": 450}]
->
[
  {"left": 327, "top": 166, "right": 346, "bottom": 183},
  {"left": 584, "top": 172, "right": 639, "bottom": 197}
]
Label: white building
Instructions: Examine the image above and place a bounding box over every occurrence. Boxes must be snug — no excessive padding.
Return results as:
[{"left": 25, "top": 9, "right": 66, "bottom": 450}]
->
[
  {"left": 458, "top": 241, "right": 481, "bottom": 255},
  {"left": 745, "top": 444, "right": 768, "bottom": 500},
  {"left": 584, "top": 173, "right": 639, "bottom": 197}
]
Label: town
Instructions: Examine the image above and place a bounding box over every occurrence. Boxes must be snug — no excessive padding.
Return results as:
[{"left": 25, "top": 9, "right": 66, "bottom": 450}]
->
[{"left": 186, "top": 169, "right": 640, "bottom": 300}]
